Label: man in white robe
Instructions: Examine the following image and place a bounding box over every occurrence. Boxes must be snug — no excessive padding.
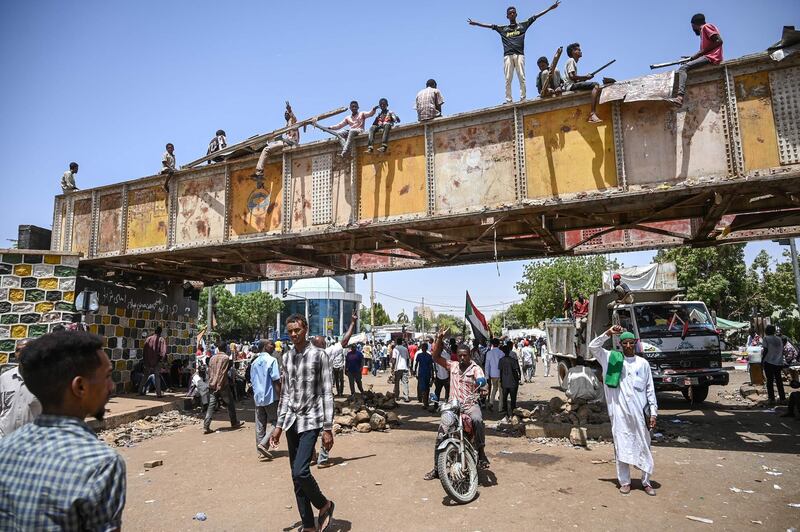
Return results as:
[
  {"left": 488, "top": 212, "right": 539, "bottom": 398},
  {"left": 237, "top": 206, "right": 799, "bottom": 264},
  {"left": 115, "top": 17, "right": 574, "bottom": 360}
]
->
[{"left": 589, "top": 326, "right": 658, "bottom": 496}]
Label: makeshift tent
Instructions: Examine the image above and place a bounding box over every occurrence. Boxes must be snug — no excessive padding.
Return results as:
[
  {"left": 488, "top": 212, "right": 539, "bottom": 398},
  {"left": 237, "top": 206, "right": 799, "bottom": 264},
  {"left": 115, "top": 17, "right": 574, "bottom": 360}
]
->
[{"left": 716, "top": 317, "right": 749, "bottom": 331}]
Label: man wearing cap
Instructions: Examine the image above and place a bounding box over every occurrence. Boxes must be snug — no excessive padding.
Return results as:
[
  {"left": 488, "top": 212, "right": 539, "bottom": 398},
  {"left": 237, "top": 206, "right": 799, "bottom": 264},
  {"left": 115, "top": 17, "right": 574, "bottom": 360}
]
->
[
  {"left": 608, "top": 273, "right": 634, "bottom": 309},
  {"left": 589, "top": 325, "right": 658, "bottom": 495}
]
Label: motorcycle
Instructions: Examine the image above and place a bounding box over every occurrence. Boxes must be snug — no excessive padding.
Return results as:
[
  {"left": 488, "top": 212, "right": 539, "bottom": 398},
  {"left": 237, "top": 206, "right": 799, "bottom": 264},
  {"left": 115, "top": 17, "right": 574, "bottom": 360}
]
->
[{"left": 431, "top": 394, "right": 480, "bottom": 504}]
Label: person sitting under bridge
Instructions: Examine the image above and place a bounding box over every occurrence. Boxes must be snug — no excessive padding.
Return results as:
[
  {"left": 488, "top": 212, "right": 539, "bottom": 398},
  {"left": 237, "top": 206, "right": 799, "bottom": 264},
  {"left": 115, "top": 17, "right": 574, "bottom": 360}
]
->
[
  {"left": 563, "top": 42, "right": 603, "bottom": 123},
  {"left": 313, "top": 100, "right": 377, "bottom": 158},
  {"left": 367, "top": 98, "right": 400, "bottom": 154},
  {"left": 254, "top": 102, "right": 298, "bottom": 179},
  {"left": 668, "top": 13, "right": 723, "bottom": 108}
]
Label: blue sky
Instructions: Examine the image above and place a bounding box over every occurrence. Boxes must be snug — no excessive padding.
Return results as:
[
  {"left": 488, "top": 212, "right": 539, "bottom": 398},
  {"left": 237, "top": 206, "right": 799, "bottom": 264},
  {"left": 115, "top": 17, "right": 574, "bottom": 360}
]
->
[{"left": 1, "top": 1, "right": 795, "bottom": 319}]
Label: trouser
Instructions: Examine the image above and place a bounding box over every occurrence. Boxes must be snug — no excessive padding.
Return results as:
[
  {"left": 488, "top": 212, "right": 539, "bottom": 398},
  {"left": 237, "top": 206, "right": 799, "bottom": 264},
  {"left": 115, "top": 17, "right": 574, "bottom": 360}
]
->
[
  {"left": 317, "top": 125, "right": 361, "bottom": 155},
  {"left": 764, "top": 362, "right": 786, "bottom": 402},
  {"left": 255, "top": 401, "right": 278, "bottom": 447},
  {"left": 531, "top": 357, "right": 537, "bottom": 377},
  {"left": 543, "top": 356, "right": 551, "bottom": 377},
  {"left": 434, "top": 403, "right": 485, "bottom": 470},
  {"left": 332, "top": 368, "right": 344, "bottom": 396},
  {"left": 347, "top": 371, "right": 364, "bottom": 395},
  {"left": 489, "top": 377, "right": 500, "bottom": 409},
  {"left": 616, "top": 459, "right": 651, "bottom": 487},
  {"left": 502, "top": 386, "right": 518, "bottom": 418},
  {"left": 676, "top": 56, "right": 712, "bottom": 96},
  {"left": 434, "top": 377, "right": 450, "bottom": 402},
  {"left": 255, "top": 138, "right": 296, "bottom": 174},
  {"left": 394, "top": 370, "right": 409, "bottom": 401},
  {"left": 371, "top": 359, "right": 378, "bottom": 376},
  {"left": 204, "top": 385, "right": 238, "bottom": 430},
  {"left": 576, "top": 316, "right": 588, "bottom": 343},
  {"left": 367, "top": 124, "right": 392, "bottom": 147},
  {"left": 523, "top": 364, "right": 533, "bottom": 382},
  {"left": 503, "top": 54, "right": 526, "bottom": 102},
  {"left": 140, "top": 366, "right": 161, "bottom": 395},
  {"left": 286, "top": 425, "right": 327, "bottom": 529},
  {"left": 417, "top": 380, "right": 431, "bottom": 406}
]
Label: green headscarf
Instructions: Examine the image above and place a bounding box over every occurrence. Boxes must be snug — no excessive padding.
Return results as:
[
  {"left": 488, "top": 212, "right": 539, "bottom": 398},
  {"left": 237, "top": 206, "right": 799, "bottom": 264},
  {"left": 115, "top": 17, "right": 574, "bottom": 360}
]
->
[{"left": 605, "top": 332, "right": 636, "bottom": 388}]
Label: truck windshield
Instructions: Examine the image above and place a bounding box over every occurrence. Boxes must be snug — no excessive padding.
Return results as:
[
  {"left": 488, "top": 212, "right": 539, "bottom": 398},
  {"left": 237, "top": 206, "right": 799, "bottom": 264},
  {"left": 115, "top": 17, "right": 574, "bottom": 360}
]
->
[{"left": 634, "top": 303, "right": 716, "bottom": 338}]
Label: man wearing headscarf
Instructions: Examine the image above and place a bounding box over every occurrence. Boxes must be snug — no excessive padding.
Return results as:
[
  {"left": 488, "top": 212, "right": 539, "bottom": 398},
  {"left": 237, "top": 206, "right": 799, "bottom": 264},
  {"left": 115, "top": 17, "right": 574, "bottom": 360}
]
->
[{"left": 589, "top": 325, "right": 658, "bottom": 496}]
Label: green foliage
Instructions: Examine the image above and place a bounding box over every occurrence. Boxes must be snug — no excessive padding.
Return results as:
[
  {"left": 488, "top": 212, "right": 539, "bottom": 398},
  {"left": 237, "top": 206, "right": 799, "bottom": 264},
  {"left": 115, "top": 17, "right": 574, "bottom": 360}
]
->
[
  {"left": 488, "top": 303, "right": 527, "bottom": 336},
  {"left": 434, "top": 313, "right": 466, "bottom": 336},
  {"left": 199, "top": 286, "right": 283, "bottom": 339},
  {"left": 359, "top": 301, "right": 391, "bottom": 330},
  {"left": 515, "top": 256, "right": 619, "bottom": 324},
  {"left": 655, "top": 244, "right": 748, "bottom": 317}
]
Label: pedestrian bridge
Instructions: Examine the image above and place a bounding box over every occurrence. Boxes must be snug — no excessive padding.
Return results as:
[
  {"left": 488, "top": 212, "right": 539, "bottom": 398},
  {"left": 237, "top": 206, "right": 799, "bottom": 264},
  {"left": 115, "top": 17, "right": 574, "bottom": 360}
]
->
[{"left": 53, "top": 52, "right": 800, "bottom": 284}]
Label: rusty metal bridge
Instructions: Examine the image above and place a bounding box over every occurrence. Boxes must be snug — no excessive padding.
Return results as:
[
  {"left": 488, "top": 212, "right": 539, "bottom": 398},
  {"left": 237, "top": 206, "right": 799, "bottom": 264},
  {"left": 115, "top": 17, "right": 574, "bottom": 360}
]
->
[{"left": 52, "top": 52, "right": 800, "bottom": 284}]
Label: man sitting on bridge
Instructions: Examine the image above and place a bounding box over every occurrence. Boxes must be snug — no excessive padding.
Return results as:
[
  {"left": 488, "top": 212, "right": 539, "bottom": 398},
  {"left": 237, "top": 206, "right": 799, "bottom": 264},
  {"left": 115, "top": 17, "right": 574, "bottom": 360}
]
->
[
  {"left": 367, "top": 98, "right": 400, "bottom": 154},
  {"left": 254, "top": 102, "right": 299, "bottom": 179},
  {"left": 314, "top": 100, "right": 377, "bottom": 158},
  {"left": 563, "top": 43, "right": 603, "bottom": 123},
  {"left": 536, "top": 55, "right": 563, "bottom": 96},
  {"left": 669, "top": 13, "right": 723, "bottom": 108}
]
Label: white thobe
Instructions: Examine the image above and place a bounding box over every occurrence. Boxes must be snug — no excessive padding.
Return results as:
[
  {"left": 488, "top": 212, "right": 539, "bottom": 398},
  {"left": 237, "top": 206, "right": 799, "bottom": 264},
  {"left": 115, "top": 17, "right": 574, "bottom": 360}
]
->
[{"left": 589, "top": 334, "right": 658, "bottom": 476}]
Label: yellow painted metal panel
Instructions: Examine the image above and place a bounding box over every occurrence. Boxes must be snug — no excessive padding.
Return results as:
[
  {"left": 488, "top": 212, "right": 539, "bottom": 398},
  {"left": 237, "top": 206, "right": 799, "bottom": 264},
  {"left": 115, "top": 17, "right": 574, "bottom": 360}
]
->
[
  {"left": 735, "top": 71, "right": 780, "bottom": 172},
  {"left": 289, "top": 156, "right": 314, "bottom": 230},
  {"left": 126, "top": 186, "right": 167, "bottom": 250},
  {"left": 434, "top": 120, "right": 516, "bottom": 213},
  {"left": 97, "top": 193, "right": 123, "bottom": 254},
  {"left": 176, "top": 173, "right": 226, "bottom": 244},
  {"left": 524, "top": 103, "right": 617, "bottom": 198},
  {"left": 71, "top": 198, "right": 92, "bottom": 256},
  {"left": 358, "top": 136, "right": 427, "bottom": 220},
  {"left": 230, "top": 163, "right": 283, "bottom": 237},
  {"left": 290, "top": 153, "right": 353, "bottom": 230}
]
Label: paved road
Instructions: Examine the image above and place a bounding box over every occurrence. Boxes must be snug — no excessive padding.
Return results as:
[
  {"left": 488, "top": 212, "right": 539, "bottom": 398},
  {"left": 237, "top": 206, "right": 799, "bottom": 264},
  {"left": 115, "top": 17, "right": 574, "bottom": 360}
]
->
[{"left": 118, "top": 369, "right": 800, "bottom": 531}]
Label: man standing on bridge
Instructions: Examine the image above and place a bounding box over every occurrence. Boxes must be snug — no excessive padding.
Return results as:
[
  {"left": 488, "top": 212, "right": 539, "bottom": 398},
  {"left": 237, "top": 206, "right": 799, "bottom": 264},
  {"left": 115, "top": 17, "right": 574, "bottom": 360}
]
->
[
  {"left": 467, "top": 1, "right": 561, "bottom": 103},
  {"left": 589, "top": 325, "right": 658, "bottom": 496}
]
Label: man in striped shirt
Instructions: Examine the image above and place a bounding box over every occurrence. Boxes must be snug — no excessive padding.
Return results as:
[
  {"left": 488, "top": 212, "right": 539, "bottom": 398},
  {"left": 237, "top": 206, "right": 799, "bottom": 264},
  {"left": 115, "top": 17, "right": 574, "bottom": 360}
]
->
[
  {"left": 424, "top": 328, "right": 490, "bottom": 480},
  {"left": 270, "top": 314, "right": 335, "bottom": 532}
]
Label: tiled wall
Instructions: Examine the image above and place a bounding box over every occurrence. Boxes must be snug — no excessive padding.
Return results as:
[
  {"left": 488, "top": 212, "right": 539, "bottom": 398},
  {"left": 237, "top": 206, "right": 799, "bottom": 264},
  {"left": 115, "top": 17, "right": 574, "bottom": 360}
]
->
[
  {"left": 0, "top": 251, "right": 78, "bottom": 363},
  {"left": 83, "top": 306, "right": 197, "bottom": 393}
]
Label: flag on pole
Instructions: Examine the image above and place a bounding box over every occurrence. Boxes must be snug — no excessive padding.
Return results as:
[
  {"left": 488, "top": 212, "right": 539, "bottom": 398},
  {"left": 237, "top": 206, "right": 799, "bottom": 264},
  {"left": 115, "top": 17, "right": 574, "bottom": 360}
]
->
[{"left": 465, "top": 291, "right": 490, "bottom": 342}]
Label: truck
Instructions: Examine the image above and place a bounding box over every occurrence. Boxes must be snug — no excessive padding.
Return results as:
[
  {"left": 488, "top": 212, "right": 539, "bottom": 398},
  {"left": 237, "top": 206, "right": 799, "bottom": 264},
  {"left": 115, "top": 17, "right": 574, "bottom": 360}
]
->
[{"left": 547, "top": 289, "right": 729, "bottom": 405}]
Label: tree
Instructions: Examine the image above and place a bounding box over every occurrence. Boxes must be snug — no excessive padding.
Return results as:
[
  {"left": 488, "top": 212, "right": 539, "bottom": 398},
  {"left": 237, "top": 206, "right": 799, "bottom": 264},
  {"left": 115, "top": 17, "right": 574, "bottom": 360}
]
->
[
  {"left": 655, "top": 244, "right": 748, "bottom": 317},
  {"left": 359, "top": 301, "right": 391, "bottom": 331},
  {"left": 413, "top": 311, "right": 434, "bottom": 334},
  {"left": 434, "top": 313, "right": 466, "bottom": 336},
  {"left": 487, "top": 303, "right": 527, "bottom": 336},
  {"left": 515, "top": 255, "right": 619, "bottom": 324},
  {"left": 199, "top": 286, "right": 283, "bottom": 339}
]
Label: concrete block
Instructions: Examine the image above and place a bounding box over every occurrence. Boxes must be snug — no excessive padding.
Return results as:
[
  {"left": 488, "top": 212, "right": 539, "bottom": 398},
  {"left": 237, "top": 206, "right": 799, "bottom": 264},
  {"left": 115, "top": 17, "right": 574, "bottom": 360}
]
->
[
  {"left": 12, "top": 303, "right": 34, "bottom": 313},
  {"left": 143, "top": 460, "right": 163, "bottom": 469},
  {"left": 32, "top": 264, "right": 54, "bottom": 277},
  {"left": 2, "top": 276, "right": 21, "bottom": 288},
  {"left": 59, "top": 278, "right": 75, "bottom": 291},
  {"left": 586, "top": 423, "right": 614, "bottom": 440}
]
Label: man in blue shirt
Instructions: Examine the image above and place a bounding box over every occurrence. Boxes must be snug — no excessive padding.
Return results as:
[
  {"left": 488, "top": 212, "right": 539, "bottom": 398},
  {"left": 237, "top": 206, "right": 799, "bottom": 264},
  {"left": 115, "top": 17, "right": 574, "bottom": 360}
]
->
[
  {"left": 250, "top": 340, "right": 282, "bottom": 460},
  {"left": 345, "top": 344, "right": 364, "bottom": 397},
  {"left": 413, "top": 342, "right": 434, "bottom": 408}
]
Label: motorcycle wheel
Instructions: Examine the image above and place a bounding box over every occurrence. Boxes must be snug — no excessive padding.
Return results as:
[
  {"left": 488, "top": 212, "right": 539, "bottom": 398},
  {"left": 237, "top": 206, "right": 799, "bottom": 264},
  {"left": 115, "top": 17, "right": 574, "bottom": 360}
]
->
[{"left": 437, "top": 443, "right": 479, "bottom": 504}]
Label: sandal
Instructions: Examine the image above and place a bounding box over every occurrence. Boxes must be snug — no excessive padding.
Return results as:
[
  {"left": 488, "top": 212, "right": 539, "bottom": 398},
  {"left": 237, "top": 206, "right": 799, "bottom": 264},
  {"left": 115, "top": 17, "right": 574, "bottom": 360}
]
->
[
  {"left": 423, "top": 469, "right": 438, "bottom": 481},
  {"left": 318, "top": 500, "right": 335, "bottom": 532},
  {"left": 478, "top": 459, "right": 491, "bottom": 470},
  {"left": 619, "top": 484, "right": 631, "bottom": 495},
  {"left": 643, "top": 485, "right": 657, "bottom": 496}
]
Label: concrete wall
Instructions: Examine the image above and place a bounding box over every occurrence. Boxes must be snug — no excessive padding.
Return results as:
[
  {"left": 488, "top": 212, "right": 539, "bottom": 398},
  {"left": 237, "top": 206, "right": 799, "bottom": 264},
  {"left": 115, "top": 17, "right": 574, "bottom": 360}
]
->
[{"left": 0, "top": 250, "right": 79, "bottom": 363}]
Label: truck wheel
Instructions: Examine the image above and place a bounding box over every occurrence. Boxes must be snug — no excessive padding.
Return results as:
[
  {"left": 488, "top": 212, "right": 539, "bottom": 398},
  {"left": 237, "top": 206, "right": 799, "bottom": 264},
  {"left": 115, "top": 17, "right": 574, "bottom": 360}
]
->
[
  {"left": 681, "top": 385, "right": 709, "bottom": 405},
  {"left": 557, "top": 361, "right": 570, "bottom": 391}
]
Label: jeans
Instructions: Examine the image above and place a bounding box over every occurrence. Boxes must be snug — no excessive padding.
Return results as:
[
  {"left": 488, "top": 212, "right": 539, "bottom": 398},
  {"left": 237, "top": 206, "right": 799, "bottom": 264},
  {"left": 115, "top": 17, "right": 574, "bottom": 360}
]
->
[
  {"left": 523, "top": 364, "right": 533, "bottom": 382},
  {"left": 204, "top": 385, "right": 238, "bottom": 430},
  {"left": 255, "top": 137, "right": 296, "bottom": 174},
  {"left": 764, "top": 362, "right": 786, "bottom": 402},
  {"left": 502, "top": 386, "right": 518, "bottom": 418},
  {"left": 417, "top": 380, "right": 431, "bottom": 406},
  {"left": 371, "top": 359, "right": 378, "bottom": 376},
  {"left": 332, "top": 368, "right": 344, "bottom": 396},
  {"left": 255, "top": 401, "right": 278, "bottom": 447},
  {"left": 347, "top": 371, "right": 364, "bottom": 396},
  {"left": 394, "top": 370, "right": 409, "bottom": 401},
  {"left": 367, "top": 124, "right": 393, "bottom": 147},
  {"left": 543, "top": 356, "right": 551, "bottom": 377},
  {"left": 433, "top": 403, "right": 485, "bottom": 470},
  {"left": 140, "top": 366, "right": 161, "bottom": 396},
  {"left": 286, "top": 425, "right": 327, "bottom": 529},
  {"left": 503, "top": 53, "right": 526, "bottom": 101},
  {"left": 316, "top": 124, "right": 361, "bottom": 155},
  {"left": 434, "top": 377, "right": 450, "bottom": 402},
  {"left": 676, "top": 56, "right": 712, "bottom": 96}
]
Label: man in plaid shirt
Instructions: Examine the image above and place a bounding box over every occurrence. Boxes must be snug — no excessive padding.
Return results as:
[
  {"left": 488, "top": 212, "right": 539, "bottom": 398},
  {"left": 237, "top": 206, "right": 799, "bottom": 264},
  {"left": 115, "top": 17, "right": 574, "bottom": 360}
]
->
[
  {"left": 270, "top": 314, "right": 336, "bottom": 532},
  {"left": 0, "top": 331, "right": 126, "bottom": 530}
]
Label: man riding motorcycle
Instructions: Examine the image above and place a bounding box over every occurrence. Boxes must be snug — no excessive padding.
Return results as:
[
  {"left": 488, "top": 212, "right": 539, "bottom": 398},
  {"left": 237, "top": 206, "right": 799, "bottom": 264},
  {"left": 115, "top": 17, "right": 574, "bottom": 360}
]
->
[{"left": 424, "top": 328, "right": 490, "bottom": 480}]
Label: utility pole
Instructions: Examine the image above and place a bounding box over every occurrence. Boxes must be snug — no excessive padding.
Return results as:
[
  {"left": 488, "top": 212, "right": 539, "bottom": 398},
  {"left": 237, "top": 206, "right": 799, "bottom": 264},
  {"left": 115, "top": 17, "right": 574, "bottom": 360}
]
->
[
  {"left": 791, "top": 238, "right": 800, "bottom": 311},
  {"left": 370, "top": 273, "right": 375, "bottom": 334},
  {"left": 206, "top": 285, "right": 213, "bottom": 339},
  {"left": 421, "top": 296, "right": 425, "bottom": 334}
]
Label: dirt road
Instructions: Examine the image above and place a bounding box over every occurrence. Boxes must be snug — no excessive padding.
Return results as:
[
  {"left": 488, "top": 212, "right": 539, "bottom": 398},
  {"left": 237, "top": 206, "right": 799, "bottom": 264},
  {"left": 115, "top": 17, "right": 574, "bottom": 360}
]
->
[{"left": 118, "top": 369, "right": 799, "bottom": 531}]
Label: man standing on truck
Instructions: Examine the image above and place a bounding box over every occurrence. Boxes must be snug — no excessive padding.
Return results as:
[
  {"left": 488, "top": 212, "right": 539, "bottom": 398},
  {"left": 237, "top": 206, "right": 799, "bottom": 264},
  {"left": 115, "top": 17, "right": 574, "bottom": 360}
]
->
[
  {"left": 589, "top": 325, "right": 658, "bottom": 496},
  {"left": 573, "top": 294, "right": 589, "bottom": 343}
]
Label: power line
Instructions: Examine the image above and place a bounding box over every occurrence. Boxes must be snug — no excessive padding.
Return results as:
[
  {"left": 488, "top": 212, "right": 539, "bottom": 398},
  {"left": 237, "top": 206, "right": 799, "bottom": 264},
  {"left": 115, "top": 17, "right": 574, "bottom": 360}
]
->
[{"left": 373, "top": 290, "right": 522, "bottom": 311}]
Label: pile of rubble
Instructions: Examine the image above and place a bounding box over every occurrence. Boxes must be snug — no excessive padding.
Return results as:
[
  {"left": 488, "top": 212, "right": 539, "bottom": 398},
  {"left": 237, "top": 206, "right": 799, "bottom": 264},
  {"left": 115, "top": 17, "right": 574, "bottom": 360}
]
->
[
  {"left": 332, "top": 391, "right": 401, "bottom": 435},
  {"left": 495, "top": 397, "right": 612, "bottom": 446},
  {"left": 99, "top": 410, "right": 201, "bottom": 447},
  {"left": 738, "top": 383, "right": 771, "bottom": 406}
]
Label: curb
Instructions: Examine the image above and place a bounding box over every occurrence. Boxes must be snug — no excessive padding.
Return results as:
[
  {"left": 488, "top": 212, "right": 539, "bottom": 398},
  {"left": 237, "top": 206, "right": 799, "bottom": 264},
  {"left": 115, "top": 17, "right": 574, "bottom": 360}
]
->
[{"left": 88, "top": 396, "right": 194, "bottom": 432}]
